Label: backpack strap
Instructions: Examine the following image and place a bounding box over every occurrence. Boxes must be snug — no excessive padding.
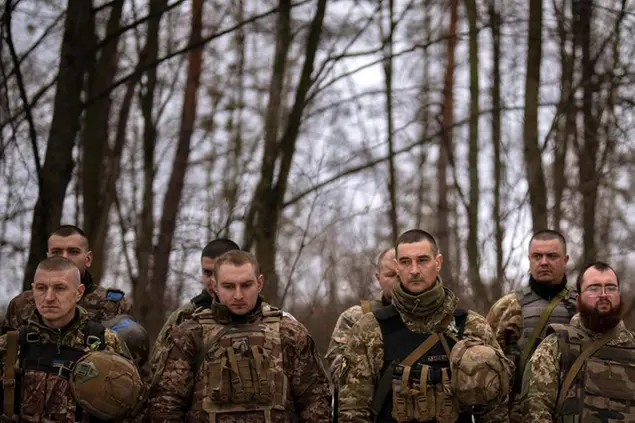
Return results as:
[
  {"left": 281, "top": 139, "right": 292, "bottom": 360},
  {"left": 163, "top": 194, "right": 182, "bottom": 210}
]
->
[{"left": 2, "top": 331, "right": 19, "bottom": 420}]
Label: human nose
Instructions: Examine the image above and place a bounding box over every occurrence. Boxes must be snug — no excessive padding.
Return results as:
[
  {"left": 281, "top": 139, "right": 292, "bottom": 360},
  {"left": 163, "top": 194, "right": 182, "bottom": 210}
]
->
[
  {"left": 234, "top": 287, "right": 244, "bottom": 300},
  {"left": 44, "top": 287, "right": 56, "bottom": 301}
]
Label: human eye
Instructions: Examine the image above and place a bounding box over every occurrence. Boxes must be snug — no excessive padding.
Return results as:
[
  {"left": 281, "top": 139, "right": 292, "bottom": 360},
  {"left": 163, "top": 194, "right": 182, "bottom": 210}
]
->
[
  {"left": 586, "top": 286, "right": 601, "bottom": 294},
  {"left": 606, "top": 285, "right": 619, "bottom": 293}
]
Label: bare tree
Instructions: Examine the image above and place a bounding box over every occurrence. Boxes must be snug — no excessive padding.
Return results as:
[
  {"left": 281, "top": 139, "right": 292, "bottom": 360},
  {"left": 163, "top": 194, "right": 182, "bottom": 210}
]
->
[{"left": 22, "top": 0, "right": 95, "bottom": 291}]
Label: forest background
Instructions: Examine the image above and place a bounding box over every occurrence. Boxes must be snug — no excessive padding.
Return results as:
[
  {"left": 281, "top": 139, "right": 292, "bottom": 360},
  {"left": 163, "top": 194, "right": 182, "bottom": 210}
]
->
[{"left": 1, "top": 0, "right": 634, "bottom": 355}]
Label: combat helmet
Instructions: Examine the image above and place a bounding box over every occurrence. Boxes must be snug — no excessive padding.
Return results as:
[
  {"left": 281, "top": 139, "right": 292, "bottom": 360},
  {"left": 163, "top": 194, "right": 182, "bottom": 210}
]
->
[
  {"left": 70, "top": 351, "right": 145, "bottom": 420},
  {"left": 102, "top": 314, "right": 150, "bottom": 367},
  {"left": 449, "top": 339, "right": 513, "bottom": 406}
]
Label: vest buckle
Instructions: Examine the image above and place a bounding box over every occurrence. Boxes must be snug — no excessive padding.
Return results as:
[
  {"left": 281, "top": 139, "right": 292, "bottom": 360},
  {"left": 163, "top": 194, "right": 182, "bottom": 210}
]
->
[
  {"left": 2, "top": 378, "right": 15, "bottom": 389},
  {"left": 25, "top": 332, "right": 39, "bottom": 343},
  {"left": 86, "top": 335, "right": 101, "bottom": 348}
]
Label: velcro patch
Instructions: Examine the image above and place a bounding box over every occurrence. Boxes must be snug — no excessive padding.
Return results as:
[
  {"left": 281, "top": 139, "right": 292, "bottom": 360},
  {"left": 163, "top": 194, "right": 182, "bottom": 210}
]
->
[{"left": 106, "top": 290, "right": 124, "bottom": 302}]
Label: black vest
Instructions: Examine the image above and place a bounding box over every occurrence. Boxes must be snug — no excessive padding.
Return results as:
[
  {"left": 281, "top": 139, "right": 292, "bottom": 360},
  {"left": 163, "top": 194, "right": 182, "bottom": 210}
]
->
[{"left": 372, "top": 305, "right": 471, "bottom": 423}]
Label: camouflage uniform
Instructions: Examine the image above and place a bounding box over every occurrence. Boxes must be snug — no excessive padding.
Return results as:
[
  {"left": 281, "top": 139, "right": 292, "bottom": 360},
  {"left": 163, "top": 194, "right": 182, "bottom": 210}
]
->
[
  {"left": 521, "top": 313, "right": 635, "bottom": 422},
  {"left": 486, "top": 282, "right": 576, "bottom": 422},
  {"left": 0, "top": 306, "right": 132, "bottom": 423},
  {"left": 326, "top": 297, "right": 389, "bottom": 381},
  {"left": 149, "top": 289, "right": 213, "bottom": 384},
  {"left": 148, "top": 297, "right": 331, "bottom": 423},
  {"left": 338, "top": 279, "right": 511, "bottom": 423},
  {"left": 1, "top": 271, "right": 133, "bottom": 334}
]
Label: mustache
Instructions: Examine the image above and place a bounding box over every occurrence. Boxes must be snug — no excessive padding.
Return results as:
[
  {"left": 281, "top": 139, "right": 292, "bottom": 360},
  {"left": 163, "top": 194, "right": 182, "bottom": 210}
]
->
[{"left": 407, "top": 278, "right": 425, "bottom": 283}]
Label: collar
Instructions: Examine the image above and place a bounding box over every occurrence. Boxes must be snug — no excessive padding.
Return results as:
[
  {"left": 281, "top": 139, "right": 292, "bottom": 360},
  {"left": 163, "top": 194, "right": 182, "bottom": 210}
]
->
[{"left": 529, "top": 274, "right": 568, "bottom": 300}]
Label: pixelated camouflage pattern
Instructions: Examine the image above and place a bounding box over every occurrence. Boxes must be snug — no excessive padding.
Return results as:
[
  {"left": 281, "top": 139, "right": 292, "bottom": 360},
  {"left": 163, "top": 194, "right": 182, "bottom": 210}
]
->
[
  {"left": 338, "top": 287, "right": 511, "bottom": 423},
  {"left": 147, "top": 301, "right": 331, "bottom": 423},
  {"left": 0, "top": 306, "right": 132, "bottom": 423},
  {"left": 325, "top": 304, "right": 365, "bottom": 382},
  {"left": 521, "top": 313, "right": 635, "bottom": 422},
  {"left": 149, "top": 301, "right": 197, "bottom": 384},
  {"left": 1, "top": 280, "right": 134, "bottom": 335}
]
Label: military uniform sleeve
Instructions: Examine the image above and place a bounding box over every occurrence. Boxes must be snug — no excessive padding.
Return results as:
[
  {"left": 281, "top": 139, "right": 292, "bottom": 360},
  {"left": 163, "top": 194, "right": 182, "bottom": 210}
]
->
[
  {"left": 338, "top": 315, "right": 381, "bottom": 423},
  {"left": 325, "top": 306, "right": 363, "bottom": 382},
  {"left": 1, "top": 297, "right": 21, "bottom": 335},
  {"left": 462, "top": 312, "right": 511, "bottom": 423},
  {"left": 119, "top": 297, "right": 135, "bottom": 318},
  {"left": 281, "top": 318, "right": 331, "bottom": 423},
  {"left": 148, "top": 321, "right": 200, "bottom": 423},
  {"left": 149, "top": 306, "right": 191, "bottom": 375},
  {"left": 486, "top": 293, "right": 523, "bottom": 351},
  {"left": 521, "top": 334, "right": 560, "bottom": 423}
]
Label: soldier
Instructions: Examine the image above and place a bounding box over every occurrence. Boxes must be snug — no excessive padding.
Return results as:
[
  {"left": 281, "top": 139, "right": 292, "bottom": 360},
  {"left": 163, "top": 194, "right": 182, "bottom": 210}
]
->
[
  {"left": 338, "top": 229, "right": 512, "bottom": 423},
  {"left": 326, "top": 247, "right": 397, "bottom": 381},
  {"left": 521, "top": 261, "right": 635, "bottom": 421},
  {"left": 148, "top": 238, "right": 240, "bottom": 379},
  {"left": 486, "top": 229, "right": 576, "bottom": 422},
  {"left": 1, "top": 225, "right": 133, "bottom": 333},
  {"left": 148, "top": 250, "right": 331, "bottom": 422},
  {"left": 0, "top": 256, "right": 143, "bottom": 422}
]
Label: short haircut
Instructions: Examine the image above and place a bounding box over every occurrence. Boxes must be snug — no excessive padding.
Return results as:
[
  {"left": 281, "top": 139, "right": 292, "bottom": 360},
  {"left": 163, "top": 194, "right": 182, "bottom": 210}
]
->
[
  {"left": 376, "top": 247, "right": 394, "bottom": 270},
  {"left": 50, "top": 225, "right": 89, "bottom": 249},
  {"left": 395, "top": 229, "right": 439, "bottom": 256},
  {"left": 35, "top": 256, "right": 81, "bottom": 283},
  {"left": 213, "top": 250, "right": 260, "bottom": 279},
  {"left": 201, "top": 238, "right": 240, "bottom": 260},
  {"left": 529, "top": 229, "right": 567, "bottom": 254},
  {"left": 576, "top": 261, "right": 619, "bottom": 293}
]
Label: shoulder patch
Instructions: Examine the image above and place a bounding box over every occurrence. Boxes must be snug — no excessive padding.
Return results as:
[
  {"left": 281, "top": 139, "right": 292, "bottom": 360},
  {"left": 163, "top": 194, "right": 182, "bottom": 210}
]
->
[
  {"left": 109, "top": 318, "right": 135, "bottom": 332},
  {"left": 106, "top": 289, "right": 124, "bottom": 302}
]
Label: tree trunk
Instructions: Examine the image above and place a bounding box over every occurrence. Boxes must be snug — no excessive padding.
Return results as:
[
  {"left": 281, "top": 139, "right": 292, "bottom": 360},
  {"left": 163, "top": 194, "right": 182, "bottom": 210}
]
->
[
  {"left": 523, "top": 0, "right": 548, "bottom": 232},
  {"left": 23, "top": 0, "right": 95, "bottom": 291},
  {"left": 438, "top": 0, "right": 458, "bottom": 287},
  {"left": 246, "top": 0, "right": 327, "bottom": 304},
  {"left": 135, "top": 0, "right": 169, "bottom": 323},
  {"left": 553, "top": 0, "right": 575, "bottom": 232},
  {"left": 382, "top": 0, "right": 399, "bottom": 244},
  {"left": 415, "top": 0, "right": 432, "bottom": 230},
  {"left": 147, "top": 0, "right": 204, "bottom": 341},
  {"left": 574, "top": 0, "right": 598, "bottom": 263},
  {"left": 489, "top": 0, "right": 504, "bottom": 296},
  {"left": 81, "top": 0, "right": 125, "bottom": 285},
  {"left": 464, "top": 0, "right": 482, "bottom": 298}
]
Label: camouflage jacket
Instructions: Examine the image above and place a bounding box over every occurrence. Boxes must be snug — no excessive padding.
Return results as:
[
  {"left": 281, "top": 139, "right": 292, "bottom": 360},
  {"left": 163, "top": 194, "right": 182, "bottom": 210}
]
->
[
  {"left": 338, "top": 289, "right": 510, "bottom": 423},
  {"left": 520, "top": 314, "right": 635, "bottom": 422},
  {"left": 1, "top": 272, "right": 133, "bottom": 334},
  {"left": 0, "top": 306, "right": 132, "bottom": 423},
  {"left": 147, "top": 301, "right": 331, "bottom": 423},
  {"left": 149, "top": 291, "right": 211, "bottom": 384}
]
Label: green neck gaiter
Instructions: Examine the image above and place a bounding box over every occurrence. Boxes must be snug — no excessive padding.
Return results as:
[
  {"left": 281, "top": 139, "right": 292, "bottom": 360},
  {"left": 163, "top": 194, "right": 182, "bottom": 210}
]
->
[{"left": 392, "top": 277, "right": 446, "bottom": 318}]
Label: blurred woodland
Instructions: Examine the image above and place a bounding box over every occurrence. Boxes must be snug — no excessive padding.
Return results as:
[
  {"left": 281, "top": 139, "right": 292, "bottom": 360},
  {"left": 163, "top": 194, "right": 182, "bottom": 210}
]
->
[{"left": 1, "top": 0, "right": 635, "bottom": 354}]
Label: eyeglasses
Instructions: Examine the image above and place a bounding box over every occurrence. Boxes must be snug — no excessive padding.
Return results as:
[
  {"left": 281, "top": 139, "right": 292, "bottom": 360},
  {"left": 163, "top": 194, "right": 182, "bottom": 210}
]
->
[{"left": 583, "top": 285, "right": 620, "bottom": 296}]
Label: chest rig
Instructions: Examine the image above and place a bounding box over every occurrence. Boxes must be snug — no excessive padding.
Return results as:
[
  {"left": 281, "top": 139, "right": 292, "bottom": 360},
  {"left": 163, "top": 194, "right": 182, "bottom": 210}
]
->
[
  {"left": 370, "top": 305, "right": 471, "bottom": 423},
  {"left": 1, "top": 321, "right": 106, "bottom": 422},
  {"left": 195, "top": 306, "right": 288, "bottom": 423},
  {"left": 550, "top": 324, "right": 635, "bottom": 423}
]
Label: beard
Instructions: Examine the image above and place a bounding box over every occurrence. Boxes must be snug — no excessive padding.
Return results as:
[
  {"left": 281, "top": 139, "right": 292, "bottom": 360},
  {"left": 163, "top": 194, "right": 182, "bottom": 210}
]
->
[{"left": 578, "top": 299, "right": 623, "bottom": 333}]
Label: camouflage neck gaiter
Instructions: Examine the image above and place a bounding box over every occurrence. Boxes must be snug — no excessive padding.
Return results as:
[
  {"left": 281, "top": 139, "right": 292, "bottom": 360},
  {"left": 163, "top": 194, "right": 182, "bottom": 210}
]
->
[{"left": 392, "top": 277, "right": 446, "bottom": 319}]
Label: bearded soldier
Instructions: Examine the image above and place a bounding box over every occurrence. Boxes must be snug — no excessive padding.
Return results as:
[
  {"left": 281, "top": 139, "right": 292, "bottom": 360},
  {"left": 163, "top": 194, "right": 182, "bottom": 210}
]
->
[
  {"left": 0, "top": 256, "right": 143, "bottom": 422},
  {"left": 148, "top": 250, "right": 331, "bottom": 423},
  {"left": 326, "top": 247, "right": 397, "bottom": 381},
  {"left": 486, "top": 230, "right": 577, "bottom": 422},
  {"left": 338, "top": 229, "right": 513, "bottom": 423},
  {"left": 521, "top": 261, "right": 635, "bottom": 422},
  {"left": 2, "top": 225, "right": 133, "bottom": 334}
]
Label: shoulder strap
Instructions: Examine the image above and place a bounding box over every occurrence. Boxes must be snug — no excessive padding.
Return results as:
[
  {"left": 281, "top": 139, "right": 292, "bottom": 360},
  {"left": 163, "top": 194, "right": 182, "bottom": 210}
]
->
[
  {"left": 453, "top": 308, "right": 468, "bottom": 339},
  {"left": 372, "top": 304, "right": 398, "bottom": 321},
  {"left": 360, "top": 300, "right": 372, "bottom": 314},
  {"left": 519, "top": 287, "right": 570, "bottom": 373},
  {"left": 516, "top": 286, "right": 534, "bottom": 306},
  {"left": 84, "top": 321, "right": 106, "bottom": 351},
  {"left": 556, "top": 328, "right": 617, "bottom": 412},
  {"left": 2, "top": 331, "right": 18, "bottom": 420}
]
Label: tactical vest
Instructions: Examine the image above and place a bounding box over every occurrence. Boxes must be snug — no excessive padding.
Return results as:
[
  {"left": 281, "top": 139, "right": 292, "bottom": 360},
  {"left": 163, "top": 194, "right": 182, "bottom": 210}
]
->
[
  {"left": 515, "top": 286, "right": 577, "bottom": 351},
  {"left": 549, "top": 324, "right": 635, "bottom": 422},
  {"left": 371, "top": 305, "right": 471, "bottom": 423},
  {"left": 1, "top": 321, "right": 106, "bottom": 422},
  {"left": 195, "top": 306, "right": 288, "bottom": 423}
]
